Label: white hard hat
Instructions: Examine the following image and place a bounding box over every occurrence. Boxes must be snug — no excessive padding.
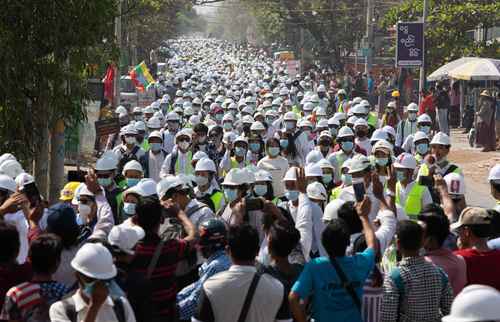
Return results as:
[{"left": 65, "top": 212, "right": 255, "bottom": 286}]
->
[
  {"left": 283, "top": 167, "right": 298, "bottom": 181},
  {"left": 175, "top": 129, "right": 192, "bottom": 141},
  {"left": 333, "top": 112, "right": 346, "bottom": 122},
  {"left": 337, "top": 89, "right": 347, "bottom": 95},
  {"left": 298, "top": 119, "right": 313, "bottom": 129},
  {"left": 108, "top": 225, "right": 145, "bottom": 255},
  {"left": 0, "top": 153, "right": 17, "bottom": 167},
  {"left": 0, "top": 174, "right": 17, "bottom": 193},
  {"left": 192, "top": 151, "right": 208, "bottom": 162},
  {"left": 442, "top": 284, "right": 500, "bottom": 322},
  {"left": 284, "top": 111, "right": 298, "bottom": 121},
  {"left": 305, "top": 162, "right": 323, "bottom": 177},
  {"left": 352, "top": 97, "right": 362, "bottom": 104},
  {"left": 306, "top": 150, "right": 324, "bottom": 165},
  {"left": 317, "top": 84, "right": 326, "bottom": 92},
  {"left": 382, "top": 125, "right": 396, "bottom": 138},
  {"left": 222, "top": 114, "right": 234, "bottom": 122},
  {"left": 346, "top": 116, "right": 358, "bottom": 125},
  {"left": 135, "top": 178, "right": 157, "bottom": 197},
  {"left": 319, "top": 130, "right": 333, "bottom": 140},
  {"left": 307, "top": 182, "right": 327, "bottom": 201},
  {"left": 337, "top": 126, "right": 355, "bottom": 138},
  {"left": 143, "top": 106, "right": 154, "bottom": 114},
  {"left": 15, "top": 172, "right": 34, "bottom": 187},
  {"left": 406, "top": 102, "right": 418, "bottom": 112},
  {"left": 328, "top": 116, "right": 340, "bottom": 126},
  {"left": 115, "top": 105, "right": 127, "bottom": 115},
  {"left": 303, "top": 102, "right": 315, "bottom": 111},
  {"left": 354, "top": 118, "right": 368, "bottom": 128},
  {"left": 189, "top": 115, "right": 201, "bottom": 126},
  {"left": 0, "top": 159, "right": 24, "bottom": 179},
  {"left": 430, "top": 132, "right": 451, "bottom": 146},
  {"left": 157, "top": 176, "right": 186, "bottom": 199},
  {"left": 134, "top": 121, "right": 146, "bottom": 131},
  {"left": 394, "top": 152, "right": 417, "bottom": 170},
  {"left": 122, "top": 160, "right": 143, "bottom": 175},
  {"left": 166, "top": 112, "right": 181, "bottom": 121},
  {"left": 242, "top": 115, "right": 255, "bottom": 124},
  {"left": 317, "top": 119, "right": 329, "bottom": 128},
  {"left": 372, "top": 139, "right": 393, "bottom": 155},
  {"left": 444, "top": 172, "right": 465, "bottom": 196},
  {"left": 242, "top": 106, "right": 255, "bottom": 115},
  {"left": 250, "top": 121, "right": 265, "bottom": 131},
  {"left": 147, "top": 117, "right": 162, "bottom": 129},
  {"left": 234, "top": 135, "right": 248, "bottom": 145},
  {"left": 351, "top": 104, "right": 365, "bottom": 114},
  {"left": 488, "top": 164, "right": 500, "bottom": 181},
  {"left": 317, "top": 158, "right": 334, "bottom": 170},
  {"left": 417, "top": 114, "right": 432, "bottom": 123},
  {"left": 148, "top": 130, "right": 163, "bottom": 140},
  {"left": 222, "top": 168, "right": 248, "bottom": 186},
  {"left": 413, "top": 131, "right": 429, "bottom": 142},
  {"left": 387, "top": 101, "right": 396, "bottom": 108},
  {"left": 71, "top": 243, "right": 117, "bottom": 279},
  {"left": 370, "top": 129, "right": 389, "bottom": 143},
  {"left": 348, "top": 154, "right": 371, "bottom": 174},
  {"left": 133, "top": 106, "right": 142, "bottom": 114},
  {"left": 323, "top": 199, "right": 346, "bottom": 222},
  {"left": 121, "top": 125, "right": 137, "bottom": 135},
  {"left": 255, "top": 169, "right": 272, "bottom": 182},
  {"left": 195, "top": 157, "right": 216, "bottom": 172}
]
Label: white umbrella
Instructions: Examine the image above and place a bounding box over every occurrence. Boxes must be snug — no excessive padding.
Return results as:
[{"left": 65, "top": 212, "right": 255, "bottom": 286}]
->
[
  {"left": 448, "top": 58, "right": 500, "bottom": 81},
  {"left": 427, "top": 57, "right": 476, "bottom": 81}
]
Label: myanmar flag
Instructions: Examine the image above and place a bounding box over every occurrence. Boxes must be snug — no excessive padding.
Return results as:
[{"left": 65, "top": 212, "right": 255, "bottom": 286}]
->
[{"left": 129, "top": 61, "right": 155, "bottom": 92}]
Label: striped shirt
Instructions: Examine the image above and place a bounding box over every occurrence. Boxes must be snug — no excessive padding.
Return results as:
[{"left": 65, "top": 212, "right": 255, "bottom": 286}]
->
[{"left": 129, "top": 234, "right": 190, "bottom": 320}]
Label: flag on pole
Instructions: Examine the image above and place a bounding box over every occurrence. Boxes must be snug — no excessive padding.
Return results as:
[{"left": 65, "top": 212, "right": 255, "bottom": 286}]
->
[
  {"left": 102, "top": 64, "right": 115, "bottom": 103},
  {"left": 129, "top": 61, "right": 155, "bottom": 92}
]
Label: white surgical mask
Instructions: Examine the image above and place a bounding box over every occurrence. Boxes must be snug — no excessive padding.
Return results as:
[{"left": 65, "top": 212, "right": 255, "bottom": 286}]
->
[
  {"left": 78, "top": 204, "right": 91, "bottom": 221},
  {"left": 178, "top": 141, "right": 190, "bottom": 150},
  {"left": 195, "top": 175, "right": 209, "bottom": 187},
  {"left": 125, "top": 137, "right": 136, "bottom": 145}
]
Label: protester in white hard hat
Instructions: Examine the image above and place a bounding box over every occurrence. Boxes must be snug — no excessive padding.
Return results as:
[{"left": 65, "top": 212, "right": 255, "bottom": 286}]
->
[
  {"left": 141, "top": 130, "right": 167, "bottom": 183},
  {"left": 395, "top": 103, "right": 419, "bottom": 149},
  {"left": 161, "top": 112, "right": 182, "bottom": 154},
  {"left": 354, "top": 118, "right": 372, "bottom": 155},
  {"left": 252, "top": 170, "right": 276, "bottom": 203},
  {"left": 328, "top": 126, "right": 359, "bottom": 184},
  {"left": 401, "top": 114, "right": 433, "bottom": 153},
  {"left": 247, "top": 133, "right": 265, "bottom": 165},
  {"left": 122, "top": 160, "right": 144, "bottom": 189},
  {"left": 160, "top": 129, "right": 194, "bottom": 177},
  {"left": 219, "top": 134, "right": 249, "bottom": 175},
  {"left": 280, "top": 111, "right": 311, "bottom": 166},
  {"left": 487, "top": 164, "right": 500, "bottom": 214},
  {"left": 112, "top": 125, "right": 146, "bottom": 174},
  {"left": 428, "top": 132, "right": 463, "bottom": 178},
  {"left": 257, "top": 137, "right": 289, "bottom": 198},
  {"left": 76, "top": 184, "right": 114, "bottom": 240},
  {"left": 381, "top": 101, "right": 400, "bottom": 129},
  {"left": 134, "top": 121, "right": 149, "bottom": 151},
  {"left": 392, "top": 153, "right": 433, "bottom": 220},
  {"left": 335, "top": 89, "right": 348, "bottom": 113},
  {"left": 316, "top": 130, "right": 333, "bottom": 159},
  {"left": 444, "top": 284, "right": 500, "bottom": 322},
  {"left": 194, "top": 157, "right": 225, "bottom": 213},
  {"left": 50, "top": 242, "right": 136, "bottom": 322},
  {"left": 119, "top": 185, "right": 142, "bottom": 223},
  {"left": 371, "top": 140, "right": 394, "bottom": 186}
]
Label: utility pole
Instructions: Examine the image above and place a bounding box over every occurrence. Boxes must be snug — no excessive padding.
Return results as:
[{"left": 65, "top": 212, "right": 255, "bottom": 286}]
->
[
  {"left": 418, "top": 0, "right": 428, "bottom": 104},
  {"left": 364, "top": 0, "right": 374, "bottom": 74},
  {"left": 299, "top": 26, "right": 304, "bottom": 75},
  {"left": 113, "top": 0, "right": 122, "bottom": 108}
]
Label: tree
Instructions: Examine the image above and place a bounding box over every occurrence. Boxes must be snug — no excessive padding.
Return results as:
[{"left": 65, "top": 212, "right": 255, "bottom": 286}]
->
[{"left": 382, "top": 0, "right": 500, "bottom": 72}]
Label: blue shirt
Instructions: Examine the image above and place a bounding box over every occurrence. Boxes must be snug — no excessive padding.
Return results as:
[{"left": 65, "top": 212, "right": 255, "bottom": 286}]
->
[
  {"left": 176, "top": 250, "right": 231, "bottom": 320},
  {"left": 291, "top": 247, "right": 375, "bottom": 322}
]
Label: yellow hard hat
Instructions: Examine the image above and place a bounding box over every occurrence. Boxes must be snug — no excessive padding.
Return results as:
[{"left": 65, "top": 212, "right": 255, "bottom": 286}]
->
[
  {"left": 391, "top": 90, "right": 400, "bottom": 97},
  {"left": 60, "top": 181, "right": 81, "bottom": 201}
]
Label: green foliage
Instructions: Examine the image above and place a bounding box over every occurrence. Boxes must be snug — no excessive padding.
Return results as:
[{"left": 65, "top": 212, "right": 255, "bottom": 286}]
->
[
  {"left": 0, "top": 0, "right": 117, "bottom": 162},
  {"left": 382, "top": 0, "right": 500, "bottom": 71}
]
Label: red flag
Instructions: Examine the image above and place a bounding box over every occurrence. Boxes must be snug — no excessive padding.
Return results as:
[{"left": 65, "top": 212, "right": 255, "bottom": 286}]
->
[{"left": 102, "top": 64, "right": 115, "bottom": 103}]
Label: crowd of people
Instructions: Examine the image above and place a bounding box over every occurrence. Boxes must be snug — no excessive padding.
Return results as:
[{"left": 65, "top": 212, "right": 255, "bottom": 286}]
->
[{"left": 1, "top": 39, "right": 500, "bottom": 322}]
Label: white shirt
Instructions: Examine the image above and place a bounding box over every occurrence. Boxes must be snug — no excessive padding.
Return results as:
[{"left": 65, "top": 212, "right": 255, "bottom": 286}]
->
[
  {"left": 294, "top": 130, "right": 312, "bottom": 166},
  {"left": 4, "top": 210, "right": 29, "bottom": 264},
  {"left": 49, "top": 291, "right": 136, "bottom": 322},
  {"left": 396, "top": 119, "right": 418, "bottom": 147},
  {"left": 396, "top": 181, "right": 433, "bottom": 210},
  {"left": 338, "top": 185, "right": 381, "bottom": 223},
  {"left": 355, "top": 137, "right": 372, "bottom": 155},
  {"left": 148, "top": 150, "right": 165, "bottom": 182},
  {"left": 161, "top": 129, "right": 177, "bottom": 154},
  {"left": 184, "top": 199, "right": 214, "bottom": 229},
  {"left": 374, "top": 209, "right": 397, "bottom": 255},
  {"left": 257, "top": 156, "right": 289, "bottom": 197},
  {"left": 296, "top": 193, "right": 326, "bottom": 261}
]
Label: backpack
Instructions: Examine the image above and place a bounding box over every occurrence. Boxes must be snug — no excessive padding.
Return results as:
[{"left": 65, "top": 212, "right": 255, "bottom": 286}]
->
[
  {"left": 61, "top": 295, "right": 125, "bottom": 322},
  {"left": 117, "top": 145, "right": 140, "bottom": 173},
  {"left": 168, "top": 150, "right": 178, "bottom": 175}
]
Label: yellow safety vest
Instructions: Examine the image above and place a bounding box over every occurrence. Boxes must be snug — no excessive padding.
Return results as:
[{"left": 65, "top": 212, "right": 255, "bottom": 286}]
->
[
  {"left": 367, "top": 112, "right": 377, "bottom": 128},
  {"left": 338, "top": 100, "right": 345, "bottom": 113},
  {"left": 395, "top": 182, "right": 425, "bottom": 220},
  {"left": 330, "top": 186, "right": 343, "bottom": 201},
  {"left": 175, "top": 151, "right": 193, "bottom": 175},
  {"left": 210, "top": 191, "right": 224, "bottom": 213}
]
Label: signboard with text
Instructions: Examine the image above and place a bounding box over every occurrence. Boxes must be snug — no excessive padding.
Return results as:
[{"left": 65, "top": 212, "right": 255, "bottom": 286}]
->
[{"left": 396, "top": 22, "right": 424, "bottom": 67}]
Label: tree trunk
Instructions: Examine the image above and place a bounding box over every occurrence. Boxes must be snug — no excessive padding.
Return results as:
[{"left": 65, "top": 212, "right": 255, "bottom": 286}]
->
[
  {"left": 33, "top": 100, "right": 49, "bottom": 198},
  {"left": 49, "top": 119, "right": 65, "bottom": 204}
]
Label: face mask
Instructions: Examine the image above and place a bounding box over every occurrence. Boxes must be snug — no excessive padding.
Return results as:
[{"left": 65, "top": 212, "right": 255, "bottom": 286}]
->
[
  {"left": 97, "top": 177, "right": 112, "bottom": 187},
  {"left": 249, "top": 143, "right": 260, "bottom": 153},
  {"left": 150, "top": 142, "right": 162, "bottom": 152},
  {"left": 266, "top": 117, "right": 274, "bottom": 125},
  {"left": 125, "top": 137, "right": 136, "bottom": 145},
  {"left": 123, "top": 202, "right": 136, "bottom": 216},
  {"left": 285, "top": 121, "right": 295, "bottom": 131},
  {"left": 223, "top": 122, "right": 232, "bottom": 130},
  {"left": 268, "top": 147, "right": 280, "bottom": 157},
  {"left": 420, "top": 125, "right": 430, "bottom": 134},
  {"left": 329, "top": 128, "right": 337, "bottom": 137},
  {"left": 82, "top": 280, "right": 96, "bottom": 298},
  {"left": 280, "top": 139, "right": 289, "bottom": 149},
  {"left": 224, "top": 188, "right": 239, "bottom": 203},
  {"left": 341, "top": 141, "right": 354, "bottom": 152},
  {"left": 416, "top": 143, "right": 428, "bottom": 155},
  {"left": 215, "top": 114, "right": 223, "bottom": 121},
  {"left": 351, "top": 177, "right": 364, "bottom": 185},
  {"left": 437, "top": 156, "right": 448, "bottom": 167},
  {"left": 134, "top": 115, "right": 143, "bottom": 121},
  {"left": 254, "top": 184, "right": 267, "bottom": 196},
  {"left": 341, "top": 174, "right": 352, "bottom": 185},
  {"left": 356, "top": 130, "right": 367, "bottom": 138},
  {"left": 285, "top": 190, "right": 299, "bottom": 201},
  {"left": 322, "top": 174, "right": 333, "bottom": 185},
  {"left": 126, "top": 178, "right": 140, "bottom": 187},
  {"left": 178, "top": 141, "right": 190, "bottom": 150},
  {"left": 195, "top": 175, "right": 209, "bottom": 187},
  {"left": 168, "top": 122, "right": 179, "bottom": 131},
  {"left": 396, "top": 170, "right": 406, "bottom": 182},
  {"left": 376, "top": 157, "right": 389, "bottom": 167},
  {"left": 408, "top": 113, "right": 417, "bottom": 121},
  {"left": 78, "top": 203, "right": 91, "bottom": 221},
  {"left": 235, "top": 147, "right": 246, "bottom": 157}
]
